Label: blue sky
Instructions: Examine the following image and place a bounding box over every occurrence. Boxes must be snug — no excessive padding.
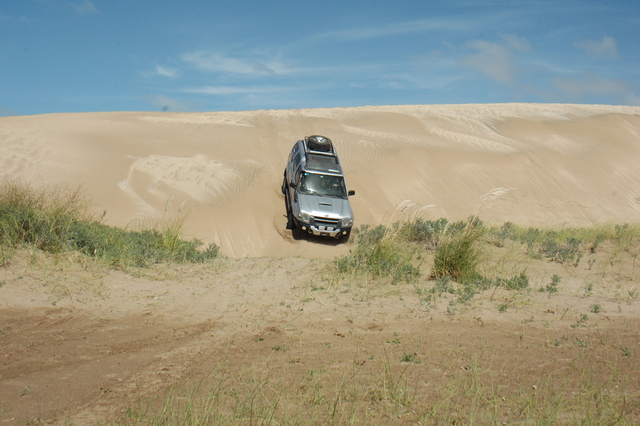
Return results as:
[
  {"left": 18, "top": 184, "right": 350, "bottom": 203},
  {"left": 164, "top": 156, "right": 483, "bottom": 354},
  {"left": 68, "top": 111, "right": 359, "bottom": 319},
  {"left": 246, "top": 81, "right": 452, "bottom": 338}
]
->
[{"left": 1, "top": 0, "right": 639, "bottom": 115}]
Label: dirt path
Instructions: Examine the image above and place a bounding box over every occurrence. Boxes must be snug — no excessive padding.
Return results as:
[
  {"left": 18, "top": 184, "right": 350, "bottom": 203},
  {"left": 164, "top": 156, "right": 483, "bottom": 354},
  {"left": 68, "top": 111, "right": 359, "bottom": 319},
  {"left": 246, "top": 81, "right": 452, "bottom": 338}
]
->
[{"left": 1, "top": 250, "right": 639, "bottom": 424}]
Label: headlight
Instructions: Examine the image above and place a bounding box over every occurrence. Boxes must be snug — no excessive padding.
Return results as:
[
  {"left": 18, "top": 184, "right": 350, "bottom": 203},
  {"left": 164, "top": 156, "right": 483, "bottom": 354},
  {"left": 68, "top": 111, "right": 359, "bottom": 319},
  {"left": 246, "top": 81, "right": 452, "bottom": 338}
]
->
[
  {"left": 298, "top": 211, "right": 311, "bottom": 223},
  {"left": 341, "top": 217, "right": 353, "bottom": 227}
]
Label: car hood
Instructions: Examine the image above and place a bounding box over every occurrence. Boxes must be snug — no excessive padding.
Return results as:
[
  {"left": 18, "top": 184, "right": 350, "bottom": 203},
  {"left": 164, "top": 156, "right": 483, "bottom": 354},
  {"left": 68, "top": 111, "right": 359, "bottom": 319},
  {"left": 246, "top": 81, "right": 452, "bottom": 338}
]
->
[{"left": 298, "top": 193, "right": 353, "bottom": 219}]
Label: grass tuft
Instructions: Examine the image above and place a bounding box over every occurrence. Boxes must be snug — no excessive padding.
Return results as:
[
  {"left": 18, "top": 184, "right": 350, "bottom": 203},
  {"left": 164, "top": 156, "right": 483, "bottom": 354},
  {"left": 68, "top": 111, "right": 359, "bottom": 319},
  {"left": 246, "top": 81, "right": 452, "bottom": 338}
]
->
[
  {"left": 0, "top": 178, "right": 219, "bottom": 268},
  {"left": 431, "top": 216, "right": 484, "bottom": 283},
  {"left": 335, "top": 224, "right": 420, "bottom": 283}
]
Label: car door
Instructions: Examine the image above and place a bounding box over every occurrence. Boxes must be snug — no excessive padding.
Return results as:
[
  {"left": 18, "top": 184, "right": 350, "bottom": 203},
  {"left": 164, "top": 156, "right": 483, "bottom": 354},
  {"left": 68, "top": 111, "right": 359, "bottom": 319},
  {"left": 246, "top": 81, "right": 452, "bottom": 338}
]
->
[{"left": 285, "top": 142, "right": 302, "bottom": 206}]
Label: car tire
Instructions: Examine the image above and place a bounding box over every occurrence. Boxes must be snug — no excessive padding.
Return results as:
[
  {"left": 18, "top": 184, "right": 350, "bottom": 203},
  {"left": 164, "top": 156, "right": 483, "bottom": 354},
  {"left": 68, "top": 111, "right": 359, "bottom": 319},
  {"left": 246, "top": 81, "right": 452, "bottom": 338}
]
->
[
  {"left": 284, "top": 191, "right": 295, "bottom": 230},
  {"left": 291, "top": 225, "right": 305, "bottom": 240},
  {"left": 286, "top": 209, "right": 295, "bottom": 231},
  {"left": 306, "top": 135, "right": 333, "bottom": 152}
]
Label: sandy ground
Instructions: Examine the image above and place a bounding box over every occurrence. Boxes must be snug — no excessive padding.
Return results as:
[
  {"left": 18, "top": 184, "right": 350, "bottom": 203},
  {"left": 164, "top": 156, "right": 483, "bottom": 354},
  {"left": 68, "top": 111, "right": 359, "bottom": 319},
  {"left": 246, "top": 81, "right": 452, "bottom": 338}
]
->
[
  {"left": 1, "top": 104, "right": 640, "bottom": 423},
  {"left": 1, "top": 248, "right": 639, "bottom": 424},
  {"left": 1, "top": 104, "right": 639, "bottom": 258}
]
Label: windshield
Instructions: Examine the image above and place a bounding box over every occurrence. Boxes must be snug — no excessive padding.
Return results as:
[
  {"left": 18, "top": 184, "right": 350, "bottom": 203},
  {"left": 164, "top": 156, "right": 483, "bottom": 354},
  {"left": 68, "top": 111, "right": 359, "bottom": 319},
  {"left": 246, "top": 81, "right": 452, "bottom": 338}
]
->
[{"left": 299, "top": 172, "right": 347, "bottom": 197}]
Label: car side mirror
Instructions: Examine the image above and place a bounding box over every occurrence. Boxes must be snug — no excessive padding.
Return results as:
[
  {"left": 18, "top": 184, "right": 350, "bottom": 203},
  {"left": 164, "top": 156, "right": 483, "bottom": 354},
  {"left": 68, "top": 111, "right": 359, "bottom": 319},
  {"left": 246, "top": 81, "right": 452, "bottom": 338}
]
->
[
  {"left": 289, "top": 182, "right": 297, "bottom": 189},
  {"left": 348, "top": 190, "right": 355, "bottom": 196}
]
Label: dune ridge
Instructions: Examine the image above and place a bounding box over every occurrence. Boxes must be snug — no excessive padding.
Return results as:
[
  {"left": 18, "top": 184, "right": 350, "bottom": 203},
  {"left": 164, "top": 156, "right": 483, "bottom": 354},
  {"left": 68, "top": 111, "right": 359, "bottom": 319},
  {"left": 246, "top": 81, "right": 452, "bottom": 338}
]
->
[{"left": 1, "top": 103, "right": 639, "bottom": 257}]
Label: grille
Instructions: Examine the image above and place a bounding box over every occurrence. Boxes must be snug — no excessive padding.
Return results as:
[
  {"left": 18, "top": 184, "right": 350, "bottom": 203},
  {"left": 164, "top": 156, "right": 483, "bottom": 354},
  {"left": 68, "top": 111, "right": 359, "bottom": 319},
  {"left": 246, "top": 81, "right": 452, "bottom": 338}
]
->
[{"left": 312, "top": 216, "right": 340, "bottom": 227}]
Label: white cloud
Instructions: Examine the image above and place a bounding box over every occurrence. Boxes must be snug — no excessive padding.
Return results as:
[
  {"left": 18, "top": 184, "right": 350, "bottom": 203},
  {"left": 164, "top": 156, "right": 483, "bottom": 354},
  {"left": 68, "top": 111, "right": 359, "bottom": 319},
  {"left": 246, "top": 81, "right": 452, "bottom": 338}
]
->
[
  {"left": 461, "top": 40, "right": 515, "bottom": 85},
  {"left": 457, "top": 35, "right": 533, "bottom": 88},
  {"left": 156, "top": 65, "right": 178, "bottom": 78},
  {"left": 181, "top": 86, "right": 282, "bottom": 95},
  {"left": 502, "top": 34, "right": 532, "bottom": 52},
  {"left": 553, "top": 74, "right": 633, "bottom": 100},
  {"left": 72, "top": 0, "right": 99, "bottom": 15},
  {"left": 181, "top": 52, "right": 288, "bottom": 75},
  {"left": 575, "top": 36, "right": 618, "bottom": 59}
]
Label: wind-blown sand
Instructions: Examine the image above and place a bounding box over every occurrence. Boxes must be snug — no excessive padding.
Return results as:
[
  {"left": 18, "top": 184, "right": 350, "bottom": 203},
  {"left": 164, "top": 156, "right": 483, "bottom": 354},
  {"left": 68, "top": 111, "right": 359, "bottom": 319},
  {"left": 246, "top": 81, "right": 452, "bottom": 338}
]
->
[{"left": 1, "top": 104, "right": 639, "bottom": 257}]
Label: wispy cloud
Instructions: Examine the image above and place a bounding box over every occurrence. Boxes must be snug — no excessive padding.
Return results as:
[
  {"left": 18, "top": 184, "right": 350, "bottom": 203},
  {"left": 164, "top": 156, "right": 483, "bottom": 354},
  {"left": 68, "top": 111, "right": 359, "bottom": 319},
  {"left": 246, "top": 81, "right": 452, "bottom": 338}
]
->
[
  {"left": 502, "top": 34, "right": 532, "bottom": 52},
  {"left": 553, "top": 74, "right": 633, "bottom": 101},
  {"left": 460, "top": 40, "right": 517, "bottom": 85},
  {"left": 181, "top": 86, "right": 284, "bottom": 95},
  {"left": 72, "top": 0, "right": 99, "bottom": 15},
  {"left": 181, "top": 52, "right": 289, "bottom": 75},
  {"left": 456, "top": 33, "right": 537, "bottom": 89},
  {"left": 575, "top": 36, "right": 618, "bottom": 59},
  {"left": 155, "top": 65, "right": 178, "bottom": 78},
  {"left": 454, "top": 33, "right": 636, "bottom": 104},
  {"left": 317, "top": 18, "right": 470, "bottom": 41}
]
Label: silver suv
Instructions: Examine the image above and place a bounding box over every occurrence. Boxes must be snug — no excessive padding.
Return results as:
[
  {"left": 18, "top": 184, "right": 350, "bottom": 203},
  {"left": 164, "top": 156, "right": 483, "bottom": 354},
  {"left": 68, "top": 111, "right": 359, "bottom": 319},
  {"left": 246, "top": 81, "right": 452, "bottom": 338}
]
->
[{"left": 282, "top": 135, "right": 355, "bottom": 240}]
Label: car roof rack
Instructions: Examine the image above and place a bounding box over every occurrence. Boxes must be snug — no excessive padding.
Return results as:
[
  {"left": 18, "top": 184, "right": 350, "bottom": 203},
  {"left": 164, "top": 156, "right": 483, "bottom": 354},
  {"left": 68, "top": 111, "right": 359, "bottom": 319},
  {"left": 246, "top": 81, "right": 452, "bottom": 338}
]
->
[{"left": 304, "top": 152, "right": 342, "bottom": 174}]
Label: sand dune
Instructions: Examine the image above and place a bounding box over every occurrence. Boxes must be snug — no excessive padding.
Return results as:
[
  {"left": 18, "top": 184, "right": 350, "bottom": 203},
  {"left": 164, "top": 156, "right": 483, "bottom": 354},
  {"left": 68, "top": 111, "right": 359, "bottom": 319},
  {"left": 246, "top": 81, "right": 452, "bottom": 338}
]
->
[{"left": 1, "top": 104, "right": 639, "bottom": 258}]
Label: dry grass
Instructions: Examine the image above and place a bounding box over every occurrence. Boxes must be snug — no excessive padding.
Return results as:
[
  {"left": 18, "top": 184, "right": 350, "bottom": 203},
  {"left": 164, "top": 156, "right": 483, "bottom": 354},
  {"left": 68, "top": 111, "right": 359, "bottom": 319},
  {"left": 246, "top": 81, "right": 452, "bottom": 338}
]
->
[
  {"left": 2, "top": 181, "right": 640, "bottom": 424},
  {"left": 114, "top": 219, "right": 640, "bottom": 424},
  {"left": 122, "top": 328, "right": 639, "bottom": 425},
  {"left": 0, "top": 178, "right": 219, "bottom": 268}
]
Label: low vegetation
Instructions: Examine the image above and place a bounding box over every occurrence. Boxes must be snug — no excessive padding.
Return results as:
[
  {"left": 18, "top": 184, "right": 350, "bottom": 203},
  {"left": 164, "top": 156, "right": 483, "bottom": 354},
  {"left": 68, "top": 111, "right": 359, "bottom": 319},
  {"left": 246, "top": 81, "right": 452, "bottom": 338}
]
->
[
  {"left": 335, "top": 224, "right": 420, "bottom": 283},
  {"left": 122, "top": 355, "right": 638, "bottom": 425},
  {"left": 338, "top": 215, "right": 639, "bottom": 280},
  {"left": 3, "top": 179, "right": 640, "bottom": 424},
  {"left": 0, "top": 178, "right": 219, "bottom": 268},
  {"left": 119, "top": 218, "right": 640, "bottom": 424},
  {"left": 335, "top": 215, "right": 640, "bottom": 309}
]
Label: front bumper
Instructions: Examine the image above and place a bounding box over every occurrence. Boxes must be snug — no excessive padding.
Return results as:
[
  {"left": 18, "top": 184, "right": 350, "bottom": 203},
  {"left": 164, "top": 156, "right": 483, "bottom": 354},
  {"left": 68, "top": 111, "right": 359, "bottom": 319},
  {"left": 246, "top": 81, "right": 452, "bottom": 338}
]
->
[
  {"left": 294, "top": 217, "right": 351, "bottom": 238},
  {"left": 304, "top": 224, "right": 351, "bottom": 238}
]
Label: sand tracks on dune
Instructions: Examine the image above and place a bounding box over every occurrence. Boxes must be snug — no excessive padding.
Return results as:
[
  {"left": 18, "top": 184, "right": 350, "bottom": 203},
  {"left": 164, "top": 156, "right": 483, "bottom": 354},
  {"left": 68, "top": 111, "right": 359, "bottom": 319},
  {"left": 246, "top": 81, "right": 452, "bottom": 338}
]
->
[
  {"left": 118, "top": 154, "right": 260, "bottom": 219},
  {"left": 2, "top": 105, "right": 640, "bottom": 257}
]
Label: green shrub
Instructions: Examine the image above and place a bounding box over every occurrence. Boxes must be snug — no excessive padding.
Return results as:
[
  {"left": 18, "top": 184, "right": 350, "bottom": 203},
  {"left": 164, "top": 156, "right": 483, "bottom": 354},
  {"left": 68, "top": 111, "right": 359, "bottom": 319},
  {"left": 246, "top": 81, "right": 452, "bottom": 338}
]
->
[
  {"left": 497, "top": 221, "right": 516, "bottom": 240},
  {"left": 433, "top": 276, "right": 455, "bottom": 294},
  {"left": 398, "top": 218, "right": 448, "bottom": 246},
  {"left": 353, "top": 224, "right": 387, "bottom": 245},
  {"left": 494, "top": 272, "right": 529, "bottom": 290},
  {"left": 337, "top": 224, "right": 420, "bottom": 283},
  {"left": 341, "top": 216, "right": 639, "bottom": 290},
  {"left": 457, "top": 282, "right": 479, "bottom": 303},
  {"left": 541, "top": 274, "right": 561, "bottom": 293},
  {"left": 431, "top": 217, "right": 484, "bottom": 283},
  {"left": 427, "top": 272, "right": 529, "bottom": 305},
  {"left": 541, "top": 237, "right": 582, "bottom": 264},
  {"left": 0, "top": 178, "right": 219, "bottom": 268}
]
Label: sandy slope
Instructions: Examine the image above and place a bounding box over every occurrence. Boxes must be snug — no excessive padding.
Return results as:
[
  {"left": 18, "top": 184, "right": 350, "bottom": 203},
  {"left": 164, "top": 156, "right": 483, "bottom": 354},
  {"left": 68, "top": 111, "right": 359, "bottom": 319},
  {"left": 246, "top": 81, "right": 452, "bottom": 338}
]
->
[
  {"left": 1, "top": 104, "right": 639, "bottom": 258},
  {"left": 1, "top": 104, "right": 640, "bottom": 424}
]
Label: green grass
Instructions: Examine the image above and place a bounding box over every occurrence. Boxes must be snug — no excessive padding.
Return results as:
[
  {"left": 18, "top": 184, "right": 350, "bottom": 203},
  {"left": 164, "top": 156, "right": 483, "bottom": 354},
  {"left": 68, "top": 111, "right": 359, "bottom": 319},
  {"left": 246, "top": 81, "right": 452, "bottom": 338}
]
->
[
  {"left": 0, "top": 178, "right": 219, "bottom": 268},
  {"left": 122, "top": 354, "right": 639, "bottom": 425},
  {"left": 334, "top": 215, "right": 640, "bottom": 310},
  {"left": 4, "top": 179, "right": 640, "bottom": 424},
  {"left": 491, "top": 221, "right": 640, "bottom": 261},
  {"left": 334, "top": 216, "right": 488, "bottom": 285},
  {"left": 335, "top": 224, "right": 420, "bottom": 283},
  {"left": 336, "top": 216, "right": 640, "bottom": 284},
  {"left": 431, "top": 216, "right": 484, "bottom": 283}
]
